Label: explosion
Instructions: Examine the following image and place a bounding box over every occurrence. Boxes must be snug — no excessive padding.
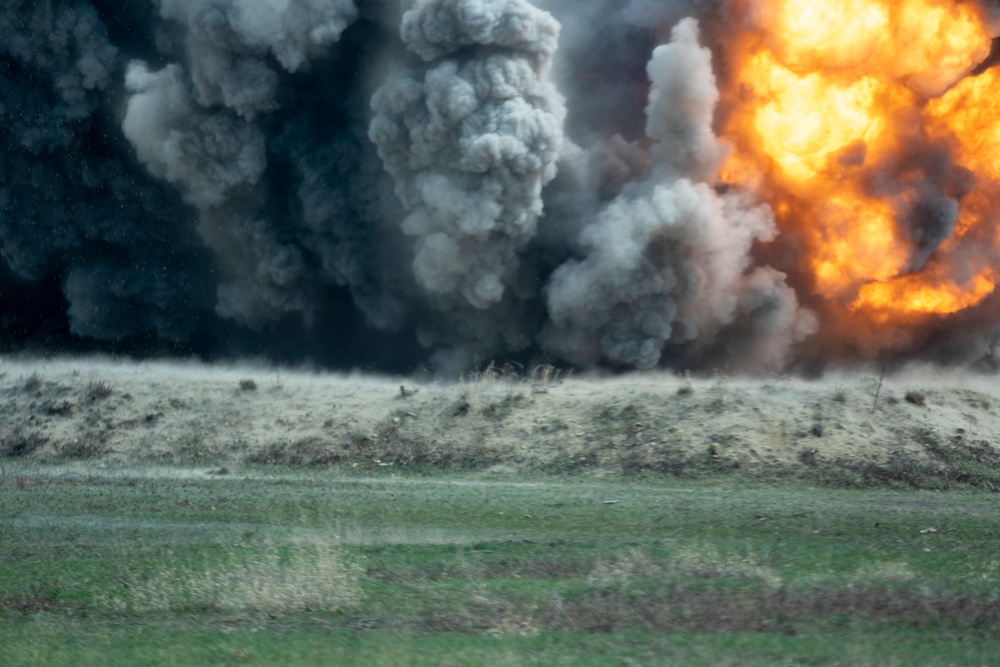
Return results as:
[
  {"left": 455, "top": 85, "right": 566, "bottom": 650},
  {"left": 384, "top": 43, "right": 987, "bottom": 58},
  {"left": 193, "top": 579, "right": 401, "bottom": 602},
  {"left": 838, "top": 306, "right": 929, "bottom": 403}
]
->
[
  {"left": 5, "top": 0, "right": 1000, "bottom": 372},
  {"left": 720, "top": 0, "right": 1000, "bottom": 329}
]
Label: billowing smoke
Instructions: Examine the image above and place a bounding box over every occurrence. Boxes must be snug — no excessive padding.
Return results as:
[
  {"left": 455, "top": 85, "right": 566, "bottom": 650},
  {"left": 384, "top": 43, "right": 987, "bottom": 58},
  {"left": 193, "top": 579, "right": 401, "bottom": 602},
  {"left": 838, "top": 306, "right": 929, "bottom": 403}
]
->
[
  {"left": 1, "top": 0, "right": 997, "bottom": 373},
  {"left": 540, "top": 19, "right": 814, "bottom": 371},
  {"left": 370, "top": 0, "right": 563, "bottom": 310}
]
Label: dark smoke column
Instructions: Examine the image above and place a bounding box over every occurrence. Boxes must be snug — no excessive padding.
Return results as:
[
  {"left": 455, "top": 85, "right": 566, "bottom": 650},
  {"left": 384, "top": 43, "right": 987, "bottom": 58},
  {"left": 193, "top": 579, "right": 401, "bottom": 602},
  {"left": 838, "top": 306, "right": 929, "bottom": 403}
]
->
[{"left": 0, "top": 0, "right": 215, "bottom": 344}]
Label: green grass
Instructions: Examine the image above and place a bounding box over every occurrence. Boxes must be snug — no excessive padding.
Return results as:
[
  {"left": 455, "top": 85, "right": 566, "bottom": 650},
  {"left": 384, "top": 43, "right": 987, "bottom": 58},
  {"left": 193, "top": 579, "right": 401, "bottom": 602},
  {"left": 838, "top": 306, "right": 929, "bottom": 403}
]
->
[{"left": 2, "top": 464, "right": 1000, "bottom": 665}]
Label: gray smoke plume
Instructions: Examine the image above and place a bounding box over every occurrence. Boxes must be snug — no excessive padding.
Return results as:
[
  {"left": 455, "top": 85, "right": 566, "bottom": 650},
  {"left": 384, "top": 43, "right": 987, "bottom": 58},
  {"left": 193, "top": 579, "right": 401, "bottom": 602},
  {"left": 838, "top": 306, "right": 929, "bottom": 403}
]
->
[
  {"left": 156, "top": 0, "right": 359, "bottom": 117},
  {"left": 370, "top": 0, "right": 565, "bottom": 310},
  {"left": 541, "top": 19, "right": 814, "bottom": 370},
  {"left": 5, "top": 0, "right": 998, "bottom": 372},
  {"left": 121, "top": 0, "right": 370, "bottom": 330},
  {"left": 123, "top": 62, "right": 267, "bottom": 208}
]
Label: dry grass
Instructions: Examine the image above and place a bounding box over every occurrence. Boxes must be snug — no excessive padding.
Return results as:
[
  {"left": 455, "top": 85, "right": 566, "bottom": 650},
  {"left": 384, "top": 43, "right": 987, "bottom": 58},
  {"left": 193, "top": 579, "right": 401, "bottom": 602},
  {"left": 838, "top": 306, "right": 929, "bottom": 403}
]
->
[
  {"left": 588, "top": 545, "right": 781, "bottom": 590},
  {"left": 108, "top": 534, "right": 362, "bottom": 614}
]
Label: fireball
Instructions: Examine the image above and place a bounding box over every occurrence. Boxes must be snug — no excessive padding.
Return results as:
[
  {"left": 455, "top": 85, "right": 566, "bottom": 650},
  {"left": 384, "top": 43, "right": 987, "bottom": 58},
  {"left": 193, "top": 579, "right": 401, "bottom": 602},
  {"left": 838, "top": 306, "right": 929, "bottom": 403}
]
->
[{"left": 720, "top": 0, "right": 1000, "bottom": 326}]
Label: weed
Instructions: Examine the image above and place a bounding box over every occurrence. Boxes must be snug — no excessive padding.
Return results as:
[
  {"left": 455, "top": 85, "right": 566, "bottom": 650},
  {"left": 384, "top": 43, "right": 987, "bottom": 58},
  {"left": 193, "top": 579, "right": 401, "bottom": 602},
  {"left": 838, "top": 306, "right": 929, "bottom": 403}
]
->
[
  {"left": 798, "top": 448, "right": 820, "bottom": 466},
  {"left": 463, "top": 360, "right": 522, "bottom": 386},
  {"left": 482, "top": 392, "right": 527, "bottom": 420},
  {"left": 21, "top": 373, "right": 42, "bottom": 394},
  {"left": 83, "top": 379, "right": 114, "bottom": 403},
  {"left": 451, "top": 396, "right": 472, "bottom": 417},
  {"left": 56, "top": 431, "right": 106, "bottom": 459},
  {"left": 871, "top": 364, "right": 887, "bottom": 412},
  {"left": 41, "top": 400, "right": 73, "bottom": 416},
  {"left": 0, "top": 427, "right": 48, "bottom": 458},
  {"left": 530, "top": 364, "right": 563, "bottom": 393}
]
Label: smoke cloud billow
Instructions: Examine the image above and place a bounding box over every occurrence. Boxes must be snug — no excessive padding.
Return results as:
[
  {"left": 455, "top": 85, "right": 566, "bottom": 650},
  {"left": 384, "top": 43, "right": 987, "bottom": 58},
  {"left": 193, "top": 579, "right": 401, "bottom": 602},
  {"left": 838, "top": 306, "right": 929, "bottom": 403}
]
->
[
  {"left": 2, "top": 0, "right": 996, "bottom": 373},
  {"left": 541, "top": 19, "right": 813, "bottom": 371},
  {"left": 370, "top": 0, "right": 565, "bottom": 310}
]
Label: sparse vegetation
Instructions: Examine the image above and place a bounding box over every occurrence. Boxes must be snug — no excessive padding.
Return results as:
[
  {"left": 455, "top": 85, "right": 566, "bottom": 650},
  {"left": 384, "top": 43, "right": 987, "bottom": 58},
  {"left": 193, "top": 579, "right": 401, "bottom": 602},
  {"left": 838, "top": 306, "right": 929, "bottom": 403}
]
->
[
  {"left": 906, "top": 389, "right": 927, "bottom": 406},
  {"left": 0, "top": 426, "right": 47, "bottom": 458},
  {"left": 54, "top": 431, "right": 106, "bottom": 460},
  {"left": 83, "top": 379, "right": 114, "bottom": 402},
  {"left": 21, "top": 372, "right": 42, "bottom": 393},
  {"left": 529, "top": 363, "right": 563, "bottom": 393},
  {"left": 239, "top": 378, "right": 258, "bottom": 391}
]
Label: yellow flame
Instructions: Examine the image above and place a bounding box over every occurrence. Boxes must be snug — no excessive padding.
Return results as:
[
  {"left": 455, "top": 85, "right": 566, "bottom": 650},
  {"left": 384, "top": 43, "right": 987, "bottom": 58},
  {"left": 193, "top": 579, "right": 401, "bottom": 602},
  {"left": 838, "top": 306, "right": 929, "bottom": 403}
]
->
[{"left": 722, "top": 0, "right": 997, "bottom": 321}]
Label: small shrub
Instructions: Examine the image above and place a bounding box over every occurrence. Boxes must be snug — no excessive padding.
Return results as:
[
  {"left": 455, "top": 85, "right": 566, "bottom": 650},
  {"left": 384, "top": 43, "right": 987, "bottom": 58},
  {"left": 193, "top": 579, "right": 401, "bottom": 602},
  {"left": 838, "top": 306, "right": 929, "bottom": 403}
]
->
[
  {"left": 904, "top": 390, "right": 926, "bottom": 406},
  {"left": 22, "top": 373, "right": 42, "bottom": 394},
  {"left": 798, "top": 448, "right": 820, "bottom": 466},
  {"left": 84, "top": 380, "right": 114, "bottom": 402},
  {"left": 239, "top": 378, "right": 258, "bottom": 391},
  {"left": 482, "top": 392, "right": 526, "bottom": 420},
  {"left": 0, "top": 427, "right": 48, "bottom": 458},
  {"left": 56, "top": 431, "right": 106, "bottom": 459},
  {"left": 452, "top": 397, "right": 472, "bottom": 417}
]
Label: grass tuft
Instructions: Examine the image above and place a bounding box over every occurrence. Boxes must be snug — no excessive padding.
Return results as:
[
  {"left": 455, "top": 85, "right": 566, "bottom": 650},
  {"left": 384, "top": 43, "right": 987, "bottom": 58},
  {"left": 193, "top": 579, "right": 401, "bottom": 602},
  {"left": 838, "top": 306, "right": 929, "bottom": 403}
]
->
[
  {"left": 0, "top": 427, "right": 48, "bottom": 458},
  {"left": 83, "top": 379, "right": 114, "bottom": 402}
]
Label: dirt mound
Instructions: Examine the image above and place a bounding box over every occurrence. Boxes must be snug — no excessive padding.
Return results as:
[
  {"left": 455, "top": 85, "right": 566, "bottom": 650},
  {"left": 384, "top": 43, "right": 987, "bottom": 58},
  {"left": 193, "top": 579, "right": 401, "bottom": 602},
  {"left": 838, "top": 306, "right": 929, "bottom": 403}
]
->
[{"left": 3, "top": 357, "right": 1000, "bottom": 488}]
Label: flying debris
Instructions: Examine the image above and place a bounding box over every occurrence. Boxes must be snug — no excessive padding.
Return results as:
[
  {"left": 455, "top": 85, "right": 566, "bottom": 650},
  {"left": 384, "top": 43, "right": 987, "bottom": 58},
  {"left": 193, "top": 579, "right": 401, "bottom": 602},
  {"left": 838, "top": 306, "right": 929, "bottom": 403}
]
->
[{"left": 2, "top": 0, "right": 1000, "bottom": 373}]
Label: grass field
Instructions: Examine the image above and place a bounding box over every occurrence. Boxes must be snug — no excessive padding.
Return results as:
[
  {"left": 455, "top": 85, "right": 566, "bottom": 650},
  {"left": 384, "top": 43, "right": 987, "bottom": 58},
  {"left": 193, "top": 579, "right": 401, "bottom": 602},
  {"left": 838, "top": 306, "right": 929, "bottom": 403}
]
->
[{"left": 2, "top": 463, "right": 999, "bottom": 666}]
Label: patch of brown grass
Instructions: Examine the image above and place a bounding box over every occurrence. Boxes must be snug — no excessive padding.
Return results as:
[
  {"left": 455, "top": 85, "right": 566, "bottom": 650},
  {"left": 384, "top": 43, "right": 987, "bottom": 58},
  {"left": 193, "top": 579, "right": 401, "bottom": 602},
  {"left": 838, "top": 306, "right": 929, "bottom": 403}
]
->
[{"left": 106, "top": 535, "right": 362, "bottom": 614}]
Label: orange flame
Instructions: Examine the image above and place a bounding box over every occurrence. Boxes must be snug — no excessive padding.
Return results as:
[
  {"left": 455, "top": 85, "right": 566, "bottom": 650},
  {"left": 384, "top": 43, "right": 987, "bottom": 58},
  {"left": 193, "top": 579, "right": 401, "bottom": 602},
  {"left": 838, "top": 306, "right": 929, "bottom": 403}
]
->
[{"left": 720, "top": 0, "right": 999, "bottom": 328}]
